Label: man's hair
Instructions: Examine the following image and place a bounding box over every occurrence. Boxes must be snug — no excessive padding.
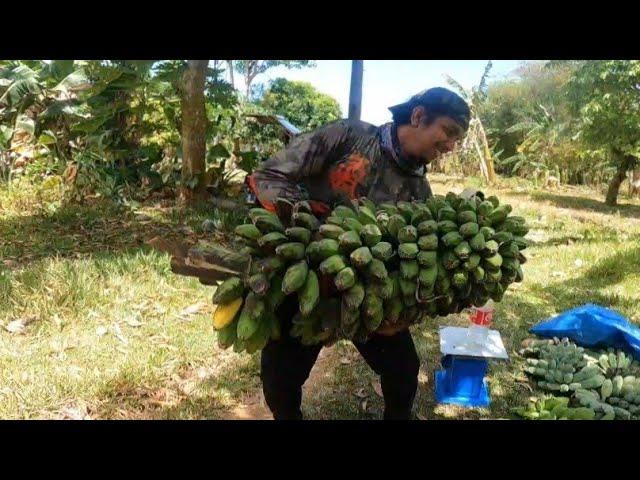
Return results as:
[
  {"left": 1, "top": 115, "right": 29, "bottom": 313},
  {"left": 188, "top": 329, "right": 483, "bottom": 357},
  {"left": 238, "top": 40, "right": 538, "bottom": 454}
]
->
[{"left": 388, "top": 87, "right": 471, "bottom": 130}]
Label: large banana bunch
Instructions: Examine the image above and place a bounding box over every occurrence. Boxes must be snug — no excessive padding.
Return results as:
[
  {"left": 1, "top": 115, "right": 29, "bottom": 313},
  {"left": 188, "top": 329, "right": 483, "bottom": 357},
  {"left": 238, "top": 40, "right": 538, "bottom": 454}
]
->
[{"left": 211, "top": 191, "right": 530, "bottom": 353}]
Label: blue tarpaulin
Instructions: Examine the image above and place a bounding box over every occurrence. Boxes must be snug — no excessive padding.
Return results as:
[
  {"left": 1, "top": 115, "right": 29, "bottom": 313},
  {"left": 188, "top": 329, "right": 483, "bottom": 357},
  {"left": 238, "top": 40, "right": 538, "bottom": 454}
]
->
[{"left": 529, "top": 304, "right": 640, "bottom": 360}]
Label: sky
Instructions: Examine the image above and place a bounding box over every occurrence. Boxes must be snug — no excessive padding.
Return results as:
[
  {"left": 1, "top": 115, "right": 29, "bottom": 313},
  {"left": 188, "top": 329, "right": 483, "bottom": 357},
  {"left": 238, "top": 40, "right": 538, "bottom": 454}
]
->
[{"left": 246, "top": 60, "right": 526, "bottom": 126}]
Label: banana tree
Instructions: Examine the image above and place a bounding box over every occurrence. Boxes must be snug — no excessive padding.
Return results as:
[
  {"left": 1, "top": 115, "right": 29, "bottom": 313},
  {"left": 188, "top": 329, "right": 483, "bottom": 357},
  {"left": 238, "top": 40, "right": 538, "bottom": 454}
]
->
[
  {"left": 444, "top": 61, "right": 497, "bottom": 183},
  {"left": 498, "top": 104, "right": 563, "bottom": 183},
  {"left": 0, "top": 60, "right": 93, "bottom": 163},
  {"left": 0, "top": 60, "right": 159, "bottom": 198}
]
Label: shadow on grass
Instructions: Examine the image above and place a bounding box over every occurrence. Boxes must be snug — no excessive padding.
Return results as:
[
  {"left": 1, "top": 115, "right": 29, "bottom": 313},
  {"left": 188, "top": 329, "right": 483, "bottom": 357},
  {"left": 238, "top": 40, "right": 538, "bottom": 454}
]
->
[
  {"left": 529, "top": 191, "right": 640, "bottom": 220},
  {"left": 68, "top": 246, "right": 640, "bottom": 420},
  {"left": 0, "top": 199, "right": 236, "bottom": 267},
  {"left": 528, "top": 231, "right": 632, "bottom": 248},
  {"left": 91, "top": 347, "right": 356, "bottom": 420},
  {"left": 531, "top": 245, "right": 640, "bottom": 320},
  {"left": 90, "top": 352, "right": 263, "bottom": 420},
  {"left": 87, "top": 309, "right": 546, "bottom": 421}
]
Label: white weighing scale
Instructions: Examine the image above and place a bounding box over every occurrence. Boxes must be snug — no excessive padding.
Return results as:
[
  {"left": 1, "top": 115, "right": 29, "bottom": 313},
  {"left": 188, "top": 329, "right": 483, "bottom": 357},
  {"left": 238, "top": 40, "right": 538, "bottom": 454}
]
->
[{"left": 435, "top": 326, "right": 509, "bottom": 407}]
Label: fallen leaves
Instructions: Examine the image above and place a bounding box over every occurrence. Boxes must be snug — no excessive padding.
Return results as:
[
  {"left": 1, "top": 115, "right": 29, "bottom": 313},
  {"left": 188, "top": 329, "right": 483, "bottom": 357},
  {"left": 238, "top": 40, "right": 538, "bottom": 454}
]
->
[
  {"left": 181, "top": 303, "right": 204, "bottom": 316},
  {"left": 527, "top": 229, "right": 548, "bottom": 243},
  {"left": 124, "top": 316, "right": 143, "bottom": 328},
  {"left": 134, "top": 213, "right": 153, "bottom": 223},
  {"left": 516, "top": 382, "right": 534, "bottom": 393},
  {"left": 4, "top": 316, "right": 37, "bottom": 334},
  {"left": 112, "top": 323, "right": 128, "bottom": 344},
  {"left": 178, "top": 225, "right": 195, "bottom": 236},
  {"left": 371, "top": 379, "right": 383, "bottom": 398},
  {"left": 50, "top": 338, "right": 77, "bottom": 355},
  {"left": 67, "top": 365, "right": 83, "bottom": 380},
  {"left": 353, "top": 388, "right": 368, "bottom": 399},
  {"left": 5, "top": 320, "right": 27, "bottom": 334},
  {"left": 176, "top": 302, "right": 207, "bottom": 320},
  {"left": 59, "top": 406, "right": 92, "bottom": 420},
  {"left": 52, "top": 314, "right": 65, "bottom": 331},
  {"left": 2, "top": 259, "right": 18, "bottom": 269}
]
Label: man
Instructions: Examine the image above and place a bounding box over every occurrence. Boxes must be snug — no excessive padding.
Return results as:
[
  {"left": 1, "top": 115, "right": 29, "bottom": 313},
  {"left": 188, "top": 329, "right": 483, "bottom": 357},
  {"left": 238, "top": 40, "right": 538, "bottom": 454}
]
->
[{"left": 246, "top": 87, "right": 471, "bottom": 420}]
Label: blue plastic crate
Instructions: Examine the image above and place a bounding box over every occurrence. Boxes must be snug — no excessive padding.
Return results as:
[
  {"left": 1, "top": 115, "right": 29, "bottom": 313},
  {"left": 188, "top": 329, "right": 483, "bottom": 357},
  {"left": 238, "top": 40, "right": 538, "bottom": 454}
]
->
[{"left": 435, "top": 356, "right": 490, "bottom": 407}]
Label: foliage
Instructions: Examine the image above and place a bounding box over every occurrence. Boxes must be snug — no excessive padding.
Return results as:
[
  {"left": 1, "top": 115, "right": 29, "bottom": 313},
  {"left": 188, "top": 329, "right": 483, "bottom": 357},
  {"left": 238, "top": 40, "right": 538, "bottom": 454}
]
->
[
  {"left": 233, "top": 60, "right": 315, "bottom": 98},
  {"left": 440, "top": 61, "right": 497, "bottom": 183},
  {"left": 2, "top": 174, "right": 639, "bottom": 419},
  {"left": 0, "top": 60, "right": 313, "bottom": 202},
  {"left": 258, "top": 77, "right": 342, "bottom": 132},
  {"left": 478, "top": 60, "right": 640, "bottom": 199},
  {"left": 565, "top": 61, "right": 640, "bottom": 160},
  {"left": 479, "top": 61, "right": 577, "bottom": 164}
]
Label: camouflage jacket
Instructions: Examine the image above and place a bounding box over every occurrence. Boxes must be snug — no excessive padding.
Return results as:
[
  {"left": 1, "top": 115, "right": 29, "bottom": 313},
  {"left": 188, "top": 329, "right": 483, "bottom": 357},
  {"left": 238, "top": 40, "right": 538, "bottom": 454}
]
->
[{"left": 246, "top": 120, "right": 432, "bottom": 216}]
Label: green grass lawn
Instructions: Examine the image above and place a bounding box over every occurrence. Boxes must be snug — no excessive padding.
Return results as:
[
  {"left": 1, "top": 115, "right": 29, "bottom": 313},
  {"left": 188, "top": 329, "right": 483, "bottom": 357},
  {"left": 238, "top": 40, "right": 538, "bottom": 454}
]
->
[{"left": 1, "top": 174, "right": 639, "bottom": 419}]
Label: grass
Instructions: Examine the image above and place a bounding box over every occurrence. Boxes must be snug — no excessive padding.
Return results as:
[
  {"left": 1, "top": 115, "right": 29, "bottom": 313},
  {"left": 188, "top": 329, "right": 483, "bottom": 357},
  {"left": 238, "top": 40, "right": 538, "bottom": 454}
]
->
[{"left": 1, "top": 173, "right": 639, "bottom": 419}]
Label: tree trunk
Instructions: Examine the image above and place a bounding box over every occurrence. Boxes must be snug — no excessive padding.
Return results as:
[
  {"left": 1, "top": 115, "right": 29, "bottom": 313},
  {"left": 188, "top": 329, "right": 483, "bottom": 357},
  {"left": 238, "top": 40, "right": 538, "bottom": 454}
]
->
[
  {"left": 227, "top": 60, "right": 235, "bottom": 89},
  {"left": 476, "top": 118, "right": 497, "bottom": 184},
  {"left": 245, "top": 60, "right": 258, "bottom": 98},
  {"left": 433, "top": 150, "right": 448, "bottom": 173},
  {"left": 180, "top": 60, "right": 209, "bottom": 205},
  {"left": 629, "top": 167, "right": 640, "bottom": 198},
  {"left": 245, "top": 71, "right": 253, "bottom": 98},
  {"left": 605, "top": 154, "right": 634, "bottom": 206},
  {"left": 474, "top": 140, "right": 488, "bottom": 181}
]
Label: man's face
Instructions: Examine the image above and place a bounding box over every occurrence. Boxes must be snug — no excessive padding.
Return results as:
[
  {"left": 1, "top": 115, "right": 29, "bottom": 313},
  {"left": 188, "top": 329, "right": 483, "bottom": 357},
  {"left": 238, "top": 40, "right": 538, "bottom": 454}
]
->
[{"left": 401, "top": 108, "right": 466, "bottom": 164}]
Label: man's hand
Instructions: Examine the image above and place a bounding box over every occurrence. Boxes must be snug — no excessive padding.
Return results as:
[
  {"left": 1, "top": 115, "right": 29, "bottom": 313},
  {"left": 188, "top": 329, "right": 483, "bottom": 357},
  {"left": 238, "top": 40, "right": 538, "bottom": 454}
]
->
[{"left": 274, "top": 198, "right": 331, "bottom": 224}]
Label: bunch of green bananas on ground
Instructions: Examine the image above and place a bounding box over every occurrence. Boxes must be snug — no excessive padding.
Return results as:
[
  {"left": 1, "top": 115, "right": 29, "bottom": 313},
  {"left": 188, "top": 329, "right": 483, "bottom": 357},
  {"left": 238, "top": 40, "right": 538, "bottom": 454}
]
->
[
  {"left": 512, "top": 395, "right": 596, "bottom": 420},
  {"left": 210, "top": 190, "right": 529, "bottom": 352},
  {"left": 519, "top": 337, "right": 640, "bottom": 419}
]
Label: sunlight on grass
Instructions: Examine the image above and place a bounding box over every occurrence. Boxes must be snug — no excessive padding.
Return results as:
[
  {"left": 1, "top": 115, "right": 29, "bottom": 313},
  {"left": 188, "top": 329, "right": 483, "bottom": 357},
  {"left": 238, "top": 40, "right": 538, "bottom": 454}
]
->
[{"left": 1, "top": 173, "right": 639, "bottom": 419}]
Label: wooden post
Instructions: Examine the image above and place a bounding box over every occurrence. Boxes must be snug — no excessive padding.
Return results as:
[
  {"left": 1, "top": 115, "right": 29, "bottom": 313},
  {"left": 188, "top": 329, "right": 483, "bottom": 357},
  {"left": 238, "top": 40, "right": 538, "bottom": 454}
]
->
[{"left": 348, "top": 60, "right": 363, "bottom": 121}]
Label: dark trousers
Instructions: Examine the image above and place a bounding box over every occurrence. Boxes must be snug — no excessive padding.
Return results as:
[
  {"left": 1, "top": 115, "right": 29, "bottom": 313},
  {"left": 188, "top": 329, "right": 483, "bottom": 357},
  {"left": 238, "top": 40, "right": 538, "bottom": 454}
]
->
[{"left": 260, "top": 297, "right": 421, "bottom": 420}]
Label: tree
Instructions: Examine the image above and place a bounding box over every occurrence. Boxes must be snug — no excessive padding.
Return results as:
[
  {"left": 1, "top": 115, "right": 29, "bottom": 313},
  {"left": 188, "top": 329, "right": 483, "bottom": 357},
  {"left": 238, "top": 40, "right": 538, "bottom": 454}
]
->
[
  {"left": 479, "top": 61, "right": 576, "bottom": 162},
  {"left": 234, "top": 61, "right": 315, "bottom": 98},
  {"left": 227, "top": 61, "right": 235, "bottom": 89},
  {"left": 0, "top": 59, "right": 303, "bottom": 203},
  {"left": 565, "top": 60, "right": 640, "bottom": 205},
  {"left": 258, "top": 78, "right": 341, "bottom": 131},
  {"left": 179, "top": 60, "right": 209, "bottom": 204}
]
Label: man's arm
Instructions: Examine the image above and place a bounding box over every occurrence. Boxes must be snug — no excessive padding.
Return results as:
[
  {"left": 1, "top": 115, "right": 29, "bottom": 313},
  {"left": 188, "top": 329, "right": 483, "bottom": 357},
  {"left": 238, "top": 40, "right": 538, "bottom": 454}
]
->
[{"left": 247, "top": 120, "right": 350, "bottom": 215}]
